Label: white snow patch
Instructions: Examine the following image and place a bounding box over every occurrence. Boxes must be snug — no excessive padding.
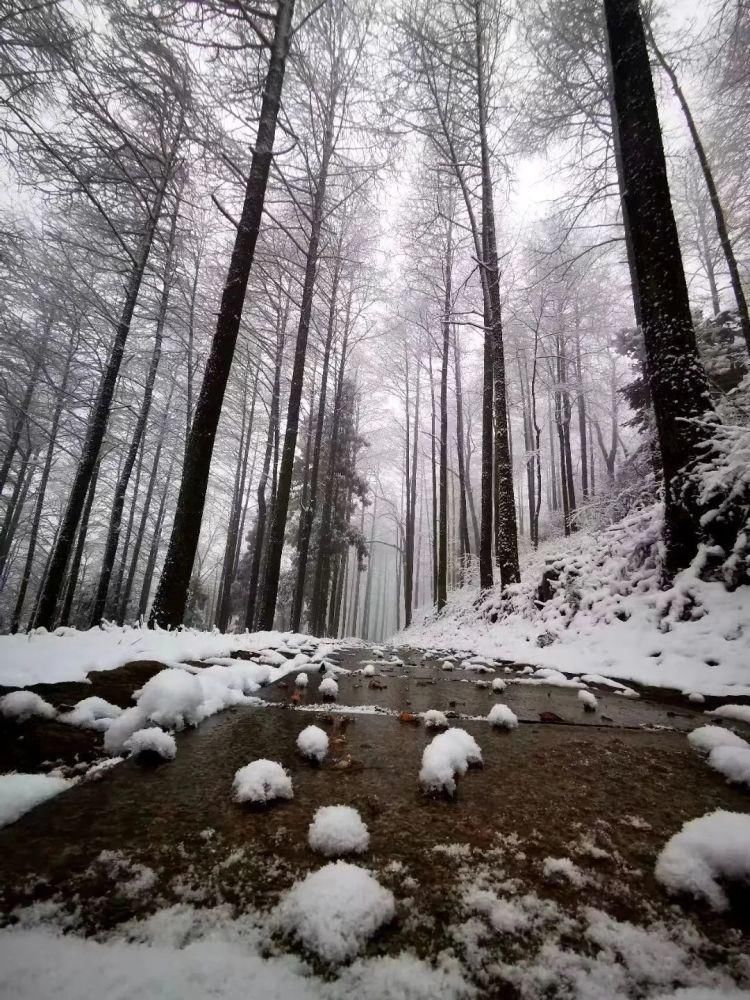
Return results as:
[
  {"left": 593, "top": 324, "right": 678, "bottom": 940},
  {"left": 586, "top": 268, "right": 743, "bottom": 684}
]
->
[
  {"left": 59, "top": 696, "right": 122, "bottom": 731},
  {"left": 487, "top": 704, "right": 518, "bottom": 729},
  {"left": 706, "top": 704, "right": 750, "bottom": 726},
  {"left": 0, "top": 690, "right": 56, "bottom": 722},
  {"left": 274, "top": 862, "right": 395, "bottom": 963},
  {"left": 0, "top": 773, "right": 71, "bottom": 828},
  {"left": 124, "top": 727, "right": 177, "bottom": 761},
  {"left": 362, "top": 665, "right": 375, "bottom": 677},
  {"left": 296, "top": 725, "right": 329, "bottom": 763},
  {"left": 232, "top": 760, "right": 293, "bottom": 805},
  {"left": 707, "top": 746, "right": 750, "bottom": 787},
  {"left": 295, "top": 673, "right": 309, "bottom": 688},
  {"left": 491, "top": 677, "right": 506, "bottom": 693},
  {"left": 542, "top": 857, "right": 587, "bottom": 887},
  {"left": 423, "top": 709, "right": 449, "bottom": 728},
  {"left": 655, "top": 809, "right": 750, "bottom": 910},
  {"left": 578, "top": 690, "right": 598, "bottom": 712},
  {"left": 319, "top": 678, "right": 339, "bottom": 699},
  {"left": 419, "top": 728, "right": 482, "bottom": 796},
  {"left": 688, "top": 725, "right": 749, "bottom": 754},
  {"left": 307, "top": 806, "right": 369, "bottom": 856}
]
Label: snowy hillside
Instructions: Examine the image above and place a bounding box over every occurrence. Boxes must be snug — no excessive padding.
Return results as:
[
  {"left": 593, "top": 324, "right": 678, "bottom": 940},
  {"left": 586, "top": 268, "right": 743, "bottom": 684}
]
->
[{"left": 398, "top": 503, "right": 750, "bottom": 698}]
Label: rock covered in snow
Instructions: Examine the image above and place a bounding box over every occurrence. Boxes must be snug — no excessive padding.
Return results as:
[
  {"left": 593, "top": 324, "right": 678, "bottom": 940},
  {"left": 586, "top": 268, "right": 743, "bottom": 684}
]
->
[
  {"left": 655, "top": 809, "right": 750, "bottom": 910},
  {"left": 296, "top": 725, "right": 329, "bottom": 763},
  {"left": 0, "top": 773, "right": 71, "bottom": 829},
  {"left": 362, "top": 664, "right": 375, "bottom": 677},
  {"left": 0, "top": 690, "right": 56, "bottom": 722},
  {"left": 491, "top": 677, "right": 506, "bottom": 693},
  {"left": 441, "top": 660, "right": 454, "bottom": 671},
  {"left": 137, "top": 669, "right": 204, "bottom": 730},
  {"left": 708, "top": 746, "right": 750, "bottom": 788},
  {"left": 578, "top": 690, "right": 598, "bottom": 712},
  {"left": 487, "top": 704, "right": 518, "bottom": 729},
  {"left": 307, "top": 805, "right": 369, "bottom": 856},
  {"left": 419, "top": 728, "right": 482, "bottom": 796},
  {"left": 273, "top": 861, "right": 395, "bottom": 962},
  {"left": 686, "top": 692, "right": 706, "bottom": 704},
  {"left": 59, "top": 696, "right": 122, "bottom": 731},
  {"left": 232, "top": 759, "right": 293, "bottom": 805},
  {"left": 423, "top": 709, "right": 449, "bottom": 728},
  {"left": 295, "top": 672, "right": 309, "bottom": 688},
  {"left": 319, "top": 677, "right": 339, "bottom": 699},
  {"left": 124, "top": 727, "right": 177, "bottom": 761},
  {"left": 688, "top": 725, "right": 749, "bottom": 754}
]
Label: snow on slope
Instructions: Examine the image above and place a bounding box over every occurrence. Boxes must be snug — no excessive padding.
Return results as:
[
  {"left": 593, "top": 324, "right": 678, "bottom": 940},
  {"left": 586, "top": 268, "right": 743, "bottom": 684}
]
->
[
  {"left": 0, "top": 625, "right": 337, "bottom": 689},
  {"left": 398, "top": 504, "right": 750, "bottom": 697}
]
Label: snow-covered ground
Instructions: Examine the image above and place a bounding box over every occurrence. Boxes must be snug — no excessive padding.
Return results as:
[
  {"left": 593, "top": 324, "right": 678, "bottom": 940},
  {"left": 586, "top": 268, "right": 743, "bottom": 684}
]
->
[
  {"left": 0, "top": 625, "right": 337, "bottom": 689},
  {"left": 398, "top": 505, "right": 750, "bottom": 698}
]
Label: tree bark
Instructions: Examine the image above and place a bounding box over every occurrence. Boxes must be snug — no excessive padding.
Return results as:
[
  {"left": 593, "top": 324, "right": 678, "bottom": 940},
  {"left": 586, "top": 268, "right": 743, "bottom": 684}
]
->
[{"left": 151, "top": 0, "right": 295, "bottom": 627}]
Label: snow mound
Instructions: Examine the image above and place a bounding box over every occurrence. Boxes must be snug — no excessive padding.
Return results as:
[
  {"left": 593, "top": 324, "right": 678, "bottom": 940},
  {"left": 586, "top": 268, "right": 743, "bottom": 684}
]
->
[
  {"left": 708, "top": 746, "right": 750, "bottom": 787},
  {"left": 578, "top": 690, "right": 598, "bottom": 712},
  {"left": 333, "top": 953, "right": 474, "bottom": 1000},
  {"left": 138, "top": 669, "right": 204, "bottom": 729},
  {"left": 491, "top": 677, "right": 506, "bottom": 693},
  {"left": 655, "top": 809, "right": 750, "bottom": 910},
  {"left": 273, "top": 862, "right": 395, "bottom": 963},
  {"left": 487, "top": 704, "right": 518, "bottom": 729},
  {"left": 542, "top": 856, "right": 587, "bottom": 887},
  {"left": 307, "top": 805, "right": 370, "bottom": 856},
  {"left": 295, "top": 672, "right": 309, "bottom": 688},
  {"left": 60, "top": 696, "right": 122, "bottom": 731},
  {"left": 0, "top": 773, "right": 71, "bottom": 828},
  {"left": 0, "top": 690, "right": 56, "bottom": 722},
  {"left": 124, "top": 727, "right": 177, "bottom": 761},
  {"left": 441, "top": 660, "right": 454, "bottom": 671},
  {"left": 688, "top": 725, "right": 749, "bottom": 754},
  {"left": 232, "top": 760, "right": 293, "bottom": 805},
  {"left": 296, "top": 725, "right": 329, "bottom": 763},
  {"left": 362, "top": 665, "right": 375, "bottom": 677},
  {"left": 706, "top": 704, "right": 750, "bottom": 725},
  {"left": 423, "top": 709, "right": 449, "bottom": 728},
  {"left": 319, "top": 677, "right": 339, "bottom": 699},
  {"left": 419, "top": 728, "right": 482, "bottom": 796}
]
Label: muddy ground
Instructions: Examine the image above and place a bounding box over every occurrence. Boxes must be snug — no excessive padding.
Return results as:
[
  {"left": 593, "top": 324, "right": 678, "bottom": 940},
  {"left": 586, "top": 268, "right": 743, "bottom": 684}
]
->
[{"left": 1, "top": 645, "right": 749, "bottom": 991}]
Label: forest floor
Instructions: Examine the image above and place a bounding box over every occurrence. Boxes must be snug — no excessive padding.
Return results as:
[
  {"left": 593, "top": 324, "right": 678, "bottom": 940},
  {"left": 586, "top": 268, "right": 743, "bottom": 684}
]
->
[{"left": 1, "top": 643, "right": 749, "bottom": 998}]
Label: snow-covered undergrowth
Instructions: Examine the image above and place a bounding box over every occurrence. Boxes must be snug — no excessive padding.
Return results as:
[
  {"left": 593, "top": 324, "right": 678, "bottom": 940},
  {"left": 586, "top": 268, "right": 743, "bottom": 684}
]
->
[
  {"left": 0, "top": 625, "right": 337, "bottom": 688},
  {"left": 399, "top": 504, "right": 750, "bottom": 697}
]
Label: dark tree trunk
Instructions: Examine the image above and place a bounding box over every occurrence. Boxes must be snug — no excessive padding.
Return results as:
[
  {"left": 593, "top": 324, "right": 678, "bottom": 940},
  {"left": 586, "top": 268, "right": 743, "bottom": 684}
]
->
[
  {"left": 109, "top": 436, "right": 146, "bottom": 618},
  {"left": 35, "top": 162, "right": 171, "bottom": 630},
  {"left": 603, "top": 0, "right": 718, "bottom": 573},
  {"left": 404, "top": 354, "right": 420, "bottom": 625},
  {"left": 453, "top": 329, "right": 471, "bottom": 568},
  {"left": 151, "top": 0, "right": 295, "bottom": 628},
  {"left": 291, "top": 255, "right": 341, "bottom": 630},
  {"left": 361, "top": 499, "right": 377, "bottom": 640},
  {"left": 437, "top": 232, "right": 451, "bottom": 611},
  {"left": 428, "top": 350, "right": 438, "bottom": 603},
  {"left": 137, "top": 449, "right": 177, "bottom": 621},
  {"left": 0, "top": 326, "right": 48, "bottom": 499},
  {"left": 59, "top": 459, "right": 101, "bottom": 626}
]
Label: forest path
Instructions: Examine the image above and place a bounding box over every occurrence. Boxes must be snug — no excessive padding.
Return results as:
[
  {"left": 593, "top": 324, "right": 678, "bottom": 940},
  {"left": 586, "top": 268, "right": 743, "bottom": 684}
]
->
[{"left": 1, "top": 642, "right": 749, "bottom": 973}]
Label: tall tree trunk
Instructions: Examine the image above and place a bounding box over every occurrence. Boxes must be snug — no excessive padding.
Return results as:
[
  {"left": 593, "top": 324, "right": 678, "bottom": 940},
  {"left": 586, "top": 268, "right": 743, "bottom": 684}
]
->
[
  {"left": 437, "top": 229, "right": 452, "bottom": 611},
  {"left": 151, "top": 1, "right": 295, "bottom": 628},
  {"left": 646, "top": 24, "right": 750, "bottom": 355},
  {"left": 360, "top": 498, "right": 377, "bottom": 640},
  {"left": 405, "top": 353, "right": 420, "bottom": 624},
  {"left": 453, "top": 328, "right": 471, "bottom": 568},
  {"left": 109, "top": 435, "right": 146, "bottom": 619},
  {"left": 244, "top": 296, "right": 287, "bottom": 630},
  {"left": 428, "top": 349, "right": 438, "bottom": 603},
  {"left": 0, "top": 324, "right": 49, "bottom": 499},
  {"left": 36, "top": 159, "right": 172, "bottom": 630},
  {"left": 137, "top": 449, "right": 177, "bottom": 621},
  {"left": 58, "top": 459, "right": 101, "bottom": 627},
  {"left": 90, "top": 196, "right": 180, "bottom": 626},
  {"left": 603, "top": 0, "right": 718, "bottom": 573},
  {"left": 291, "top": 254, "right": 341, "bottom": 630}
]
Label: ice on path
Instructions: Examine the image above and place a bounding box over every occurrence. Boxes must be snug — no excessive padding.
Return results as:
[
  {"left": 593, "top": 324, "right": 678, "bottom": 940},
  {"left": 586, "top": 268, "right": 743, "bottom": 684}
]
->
[
  {"left": 655, "top": 809, "right": 750, "bottom": 910},
  {"left": 296, "top": 725, "right": 329, "bottom": 763},
  {"left": 307, "top": 805, "right": 369, "bottom": 856},
  {"left": 0, "top": 690, "right": 55, "bottom": 722},
  {"left": 273, "top": 862, "right": 395, "bottom": 962},
  {"left": 124, "top": 727, "right": 177, "bottom": 761},
  {"left": 233, "top": 760, "right": 293, "bottom": 805},
  {"left": 0, "top": 773, "right": 71, "bottom": 829}
]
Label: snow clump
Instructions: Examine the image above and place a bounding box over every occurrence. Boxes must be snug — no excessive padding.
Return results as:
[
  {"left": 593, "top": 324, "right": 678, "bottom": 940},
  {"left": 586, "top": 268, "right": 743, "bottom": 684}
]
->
[
  {"left": 419, "top": 728, "right": 482, "bottom": 796},
  {"left": 362, "top": 664, "right": 375, "bottom": 677},
  {"left": 0, "top": 690, "right": 55, "bottom": 722},
  {"left": 441, "top": 660, "right": 454, "bottom": 671},
  {"left": 123, "top": 727, "right": 177, "bottom": 761},
  {"left": 0, "top": 773, "right": 71, "bottom": 829},
  {"left": 491, "top": 677, "right": 506, "bottom": 693},
  {"left": 273, "top": 861, "right": 395, "bottom": 962},
  {"left": 232, "top": 760, "right": 293, "bottom": 805},
  {"left": 137, "top": 669, "right": 204, "bottom": 729},
  {"left": 294, "top": 672, "right": 309, "bottom": 688},
  {"left": 307, "top": 805, "right": 370, "bottom": 856},
  {"left": 542, "top": 856, "right": 587, "bottom": 887},
  {"left": 423, "top": 709, "right": 449, "bottom": 728},
  {"left": 578, "top": 690, "right": 598, "bottom": 712},
  {"left": 707, "top": 704, "right": 750, "bottom": 726},
  {"left": 296, "top": 725, "right": 329, "bottom": 763},
  {"left": 319, "top": 677, "right": 339, "bottom": 699},
  {"left": 707, "top": 746, "right": 750, "bottom": 788},
  {"left": 487, "top": 704, "right": 518, "bottom": 729},
  {"left": 60, "top": 696, "right": 122, "bottom": 731},
  {"left": 655, "top": 809, "right": 750, "bottom": 910},
  {"left": 688, "top": 726, "right": 749, "bottom": 754}
]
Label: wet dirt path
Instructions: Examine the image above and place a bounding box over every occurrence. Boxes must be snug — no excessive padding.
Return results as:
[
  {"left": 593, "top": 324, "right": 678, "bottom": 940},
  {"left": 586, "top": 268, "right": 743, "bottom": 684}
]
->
[{"left": 1, "top": 643, "right": 748, "bottom": 985}]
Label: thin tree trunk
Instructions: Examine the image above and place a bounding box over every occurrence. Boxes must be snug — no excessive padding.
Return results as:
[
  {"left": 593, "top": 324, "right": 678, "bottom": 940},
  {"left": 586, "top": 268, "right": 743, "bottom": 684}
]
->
[
  {"left": 59, "top": 459, "right": 101, "bottom": 627},
  {"left": 437, "top": 227, "right": 452, "bottom": 611},
  {"left": 428, "top": 349, "right": 438, "bottom": 603},
  {"left": 138, "top": 449, "right": 177, "bottom": 621}
]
